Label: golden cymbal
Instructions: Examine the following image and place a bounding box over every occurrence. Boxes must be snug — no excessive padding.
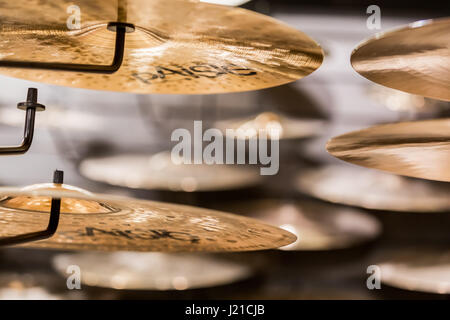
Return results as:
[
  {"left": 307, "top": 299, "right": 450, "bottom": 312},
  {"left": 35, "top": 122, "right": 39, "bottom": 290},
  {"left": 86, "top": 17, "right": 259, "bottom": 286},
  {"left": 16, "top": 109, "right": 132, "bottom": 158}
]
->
[
  {"left": 0, "top": 0, "right": 323, "bottom": 94},
  {"left": 326, "top": 118, "right": 450, "bottom": 182},
  {"left": 296, "top": 165, "right": 450, "bottom": 212},
  {"left": 214, "top": 112, "right": 325, "bottom": 140},
  {"left": 79, "top": 152, "right": 262, "bottom": 192},
  {"left": 377, "top": 247, "right": 450, "bottom": 294},
  {"left": 351, "top": 18, "right": 450, "bottom": 101},
  {"left": 53, "top": 252, "right": 252, "bottom": 290},
  {"left": 216, "top": 199, "right": 381, "bottom": 251},
  {"left": 0, "top": 183, "right": 295, "bottom": 252}
]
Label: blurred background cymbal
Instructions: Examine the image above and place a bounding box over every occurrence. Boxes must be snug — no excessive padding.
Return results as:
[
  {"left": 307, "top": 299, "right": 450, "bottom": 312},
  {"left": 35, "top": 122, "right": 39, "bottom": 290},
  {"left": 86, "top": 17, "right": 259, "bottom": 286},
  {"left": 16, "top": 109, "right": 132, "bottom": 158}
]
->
[
  {"left": 214, "top": 199, "right": 381, "bottom": 251},
  {"left": 296, "top": 164, "right": 450, "bottom": 212},
  {"left": 52, "top": 252, "right": 253, "bottom": 291},
  {"left": 374, "top": 246, "right": 450, "bottom": 294}
]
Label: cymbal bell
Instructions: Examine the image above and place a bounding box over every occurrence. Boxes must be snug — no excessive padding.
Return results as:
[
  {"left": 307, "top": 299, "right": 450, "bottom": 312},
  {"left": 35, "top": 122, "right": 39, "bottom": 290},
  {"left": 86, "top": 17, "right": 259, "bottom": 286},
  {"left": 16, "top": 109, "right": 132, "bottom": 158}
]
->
[
  {"left": 295, "top": 165, "right": 450, "bottom": 212},
  {"left": 79, "top": 152, "right": 262, "bottom": 192},
  {"left": 0, "top": 183, "right": 295, "bottom": 252},
  {"left": 326, "top": 118, "right": 450, "bottom": 182},
  {"left": 351, "top": 18, "right": 450, "bottom": 101},
  {"left": 216, "top": 199, "right": 381, "bottom": 251},
  {"left": 376, "top": 246, "right": 450, "bottom": 294},
  {"left": 0, "top": 0, "right": 323, "bottom": 94},
  {"left": 53, "top": 252, "right": 253, "bottom": 290}
]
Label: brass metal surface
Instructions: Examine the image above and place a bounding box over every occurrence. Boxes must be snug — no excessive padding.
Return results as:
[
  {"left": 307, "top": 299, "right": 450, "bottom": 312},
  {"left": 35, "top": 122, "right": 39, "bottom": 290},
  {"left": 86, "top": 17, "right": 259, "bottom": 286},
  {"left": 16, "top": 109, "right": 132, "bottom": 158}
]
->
[
  {"left": 352, "top": 18, "right": 450, "bottom": 101},
  {"left": 0, "top": 0, "right": 323, "bottom": 94},
  {"left": 326, "top": 119, "right": 450, "bottom": 182},
  {"left": 217, "top": 199, "right": 381, "bottom": 251},
  {"left": 215, "top": 112, "right": 325, "bottom": 140},
  {"left": 296, "top": 165, "right": 450, "bottom": 212},
  {"left": 79, "top": 152, "right": 262, "bottom": 192},
  {"left": 53, "top": 252, "right": 253, "bottom": 290},
  {"left": 0, "top": 185, "right": 295, "bottom": 252},
  {"left": 377, "top": 247, "right": 450, "bottom": 294}
]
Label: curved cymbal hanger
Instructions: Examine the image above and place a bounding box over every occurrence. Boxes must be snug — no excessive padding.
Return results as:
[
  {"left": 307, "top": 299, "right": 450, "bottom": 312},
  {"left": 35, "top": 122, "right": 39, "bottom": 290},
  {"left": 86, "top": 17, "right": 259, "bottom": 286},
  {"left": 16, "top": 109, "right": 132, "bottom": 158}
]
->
[
  {"left": 0, "top": 0, "right": 135, "bottom": 74},
  {"left": 0, "top": 88, "right": 45, "bottom": 155},
  {"left": 0, "top": 170, "right": 62, "bottom": 247}
]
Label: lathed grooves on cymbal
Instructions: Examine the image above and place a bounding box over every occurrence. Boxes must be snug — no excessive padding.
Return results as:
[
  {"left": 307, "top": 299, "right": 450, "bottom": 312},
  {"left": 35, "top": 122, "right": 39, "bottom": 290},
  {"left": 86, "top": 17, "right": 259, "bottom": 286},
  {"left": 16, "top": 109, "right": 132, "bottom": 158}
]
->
[
  {"left": 376, "top": 247, "right": 450, "bottom": 294},
  {"left": 53, "top": 252, "right": 253, "bottom": 290},
  {"left": 295, "top": 165, "right": 450, "bottom": 212},
  {"left": 351, "top": 18, "right": 450, "bottom": 101},
  {"left": 79, "top": 152, "right": 262, "bottom": 192},
  {"left": 326, "top": 118, "right": 450, "bottom": 182},
  {"left": 217, "top": 199, "right": 381, "bottom": 251},
  {"left": 0, "top": 187, "right": 296, "bottom": 252},
  {"left": 0, "top": 0, "right": 323, "bottom": 94}
]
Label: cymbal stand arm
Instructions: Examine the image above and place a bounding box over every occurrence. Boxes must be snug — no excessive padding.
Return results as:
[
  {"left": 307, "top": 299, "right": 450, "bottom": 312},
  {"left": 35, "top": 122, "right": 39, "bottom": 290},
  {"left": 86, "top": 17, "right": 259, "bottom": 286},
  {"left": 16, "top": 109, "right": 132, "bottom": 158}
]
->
[
  {"left": 0, "top": 22, "right": 134, "bottom": 74},
  {"left": 0, "top": 170, "right": 63, "bottom": 247},
  {"left": 0, "top": 88, "right": 45, "bottom": 155}
]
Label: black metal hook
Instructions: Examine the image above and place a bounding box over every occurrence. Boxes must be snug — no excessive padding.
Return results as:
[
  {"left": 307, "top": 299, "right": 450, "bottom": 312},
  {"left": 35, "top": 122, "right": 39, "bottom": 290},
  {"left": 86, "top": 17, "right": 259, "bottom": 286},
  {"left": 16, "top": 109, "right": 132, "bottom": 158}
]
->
[
  {"left": 0, "top": 170, "right": 63, "bottom": 247},
  {"left": 0, "top": 88, "right": 45, "bottom": 155},
  {"left": 0, "top": 0, "right": 135, "bottom": 74}
]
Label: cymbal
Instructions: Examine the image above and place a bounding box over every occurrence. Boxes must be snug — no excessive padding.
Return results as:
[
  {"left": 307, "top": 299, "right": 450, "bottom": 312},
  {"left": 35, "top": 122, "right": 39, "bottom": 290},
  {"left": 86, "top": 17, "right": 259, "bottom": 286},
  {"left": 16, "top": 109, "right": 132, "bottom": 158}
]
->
[
  {"left": 366, "top": 85, "right": 449, "bottom": 113},
  {"left": 0, "top": 183, "right": 295, "bottom": 252},
  {"left": 217, "top": 199, "right": 381, "bottom": 251},
  {"left": 326, "top": 118, "right": 450, "bottom": 182},
  {"left": 0, "top": 272, "right": 72, "bottom": 300},
  {"left": 351, "top": 18, "right": 450, "bottom": 101},
  {"left": 53, "top": 252, "right": 252, "bottom": 290},
  {"left": 214, "top": 112, "right": 325, "bottom": 140},
  {"left": 79, "top": 152, "right": 262, "bottom": 192},
  {"left": 296, "top": 165, "right": 450, "bottom": 212},
  {"left": 377, "top": 247, "right": 450, "bottom": 294},
  {"left": 0, "top": 0, "right": 323, "bottom": 94}
]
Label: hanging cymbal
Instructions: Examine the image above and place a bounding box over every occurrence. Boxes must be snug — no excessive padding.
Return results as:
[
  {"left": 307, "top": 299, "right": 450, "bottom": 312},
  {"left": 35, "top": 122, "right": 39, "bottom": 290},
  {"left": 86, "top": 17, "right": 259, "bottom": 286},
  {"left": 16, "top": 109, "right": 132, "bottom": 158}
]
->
[
  {"left": 366, "top": 85, "right": 449, "bottom": 113},
  {"left": 0, "top": 183, "right": 295, "bottom": 252},
  {"left": 0, "top": 0, "right": 323, "bottom": 94},
  {"left": 53, "top": 252, "right": 252, "bottom": 290},
  {"left": 326, "top": 118, "right": 450, "bottom": 182},
  {"left": 351, "top": 18, "right": 450, "bottom": 101},
  {"left": 296, "top": 165, "right": 450, "bottom": 212},
  {"left": 214, "top": 112, "right": 325, "bottom": 140},
  {"left": 217, "top": 199, "right": 381, "bottom": 251},
  {"left": 79, "top": 152, "right": 262, "bottom": 192},
  {"left": 376, "top": 247, "right": 450, "bottom": 294}
]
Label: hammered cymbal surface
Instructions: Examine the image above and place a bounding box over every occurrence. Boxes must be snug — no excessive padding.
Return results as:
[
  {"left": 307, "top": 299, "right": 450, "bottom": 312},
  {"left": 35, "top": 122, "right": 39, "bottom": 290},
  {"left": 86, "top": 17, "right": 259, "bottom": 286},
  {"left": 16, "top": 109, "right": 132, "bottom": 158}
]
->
[
  {"left": 79, "top": 152, "right": 262, "bottom": 192},
  {"left": 0, "top": 186, "right": 295, "bottom": 252},
  {"left": 296, "top": 165, "right": 450, "bottom": 212},
  {"left": 326, "top": 119, "right": 450, "bottom": 182},
  {"left": 218, "top": 199, "right": 381, "bottom": 251},
  {"left": 53, "top": 252, "right": 253, "bottom": 290},
  {"left": 0, "top": 0, "right": 323, "bottom": 94},
  {"left": 351, "top": 18, "right": 450, "bottom": 101}
]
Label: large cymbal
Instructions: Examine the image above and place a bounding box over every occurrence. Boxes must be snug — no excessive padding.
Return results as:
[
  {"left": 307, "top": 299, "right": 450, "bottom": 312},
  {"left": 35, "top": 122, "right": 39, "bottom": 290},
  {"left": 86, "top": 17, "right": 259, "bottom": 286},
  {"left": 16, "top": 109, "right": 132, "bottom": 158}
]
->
[
  {"left": 0, "top": 183, "right": 295, "bottom": 252},
  {"left": 0, "top": 0, "right": 323, "bottom": 94},
  {"left": 217, "top": 199, "right": 381, "bottom": 251},
  {"left": 326, "top": 119, "right": 450, "bottom": 182},
  {"left": 376, "top": 247, "right": 450, "bottom": 294},
  {"left": 351, "top": 18, "right": 450, "bottom": 101},
  {"left": 296, "top": 165, "right": 450, "bottom": 212},
  {"left": 53, "top": 252, "right": 252, "bottom": 290},
  {"left": 79, "top": 152, "right": 262, "bottom": 192}
]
